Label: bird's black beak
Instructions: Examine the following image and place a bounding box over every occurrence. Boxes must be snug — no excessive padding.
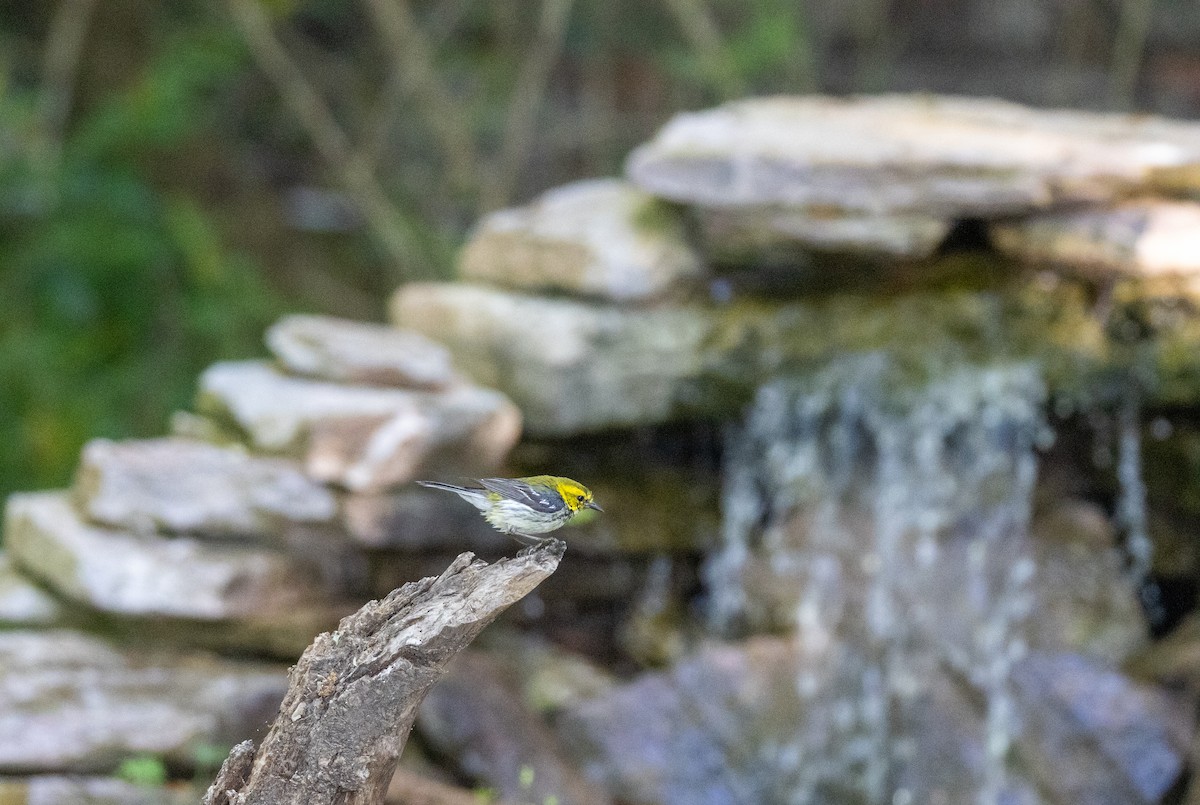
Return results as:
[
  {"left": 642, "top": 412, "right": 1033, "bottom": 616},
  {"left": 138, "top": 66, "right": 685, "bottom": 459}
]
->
[{"left": 586, "top": 501, "right": 604, "bottom": 512}]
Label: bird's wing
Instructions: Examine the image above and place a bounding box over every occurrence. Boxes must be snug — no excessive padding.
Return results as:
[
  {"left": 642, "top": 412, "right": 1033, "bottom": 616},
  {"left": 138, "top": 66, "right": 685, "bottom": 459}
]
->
[{"left": 477, "top": 478, "right": 562, "bottom": 513}]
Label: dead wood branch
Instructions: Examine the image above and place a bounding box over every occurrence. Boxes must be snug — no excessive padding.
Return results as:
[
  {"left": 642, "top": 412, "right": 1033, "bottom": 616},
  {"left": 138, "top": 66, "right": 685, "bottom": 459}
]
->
[{"left": 203, "top": 541, "right": 565, "bottom": 805}]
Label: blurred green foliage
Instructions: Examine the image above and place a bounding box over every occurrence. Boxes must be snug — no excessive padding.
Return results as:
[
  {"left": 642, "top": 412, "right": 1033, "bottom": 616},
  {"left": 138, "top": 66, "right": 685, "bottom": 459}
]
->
[
  {"left": 115, "top": 754, "right": 169, "bottom": 786},
  {"left": 0, "top": 18, "right": 288, "bottom": 499}
]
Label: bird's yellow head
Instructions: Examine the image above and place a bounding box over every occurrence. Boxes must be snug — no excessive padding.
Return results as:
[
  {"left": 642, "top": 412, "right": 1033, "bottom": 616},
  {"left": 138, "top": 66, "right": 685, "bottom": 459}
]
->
[{"left": 551, "top": 477, "right": 602, "bottom": 514}]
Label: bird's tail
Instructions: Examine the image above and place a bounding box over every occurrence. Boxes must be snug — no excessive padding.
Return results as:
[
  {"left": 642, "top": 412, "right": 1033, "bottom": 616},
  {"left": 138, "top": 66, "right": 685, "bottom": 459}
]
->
[
  {"left": 418, "top": 480, "right": 490, "bottom": 511},
  {"left": 417, "top": 480, "right": 473, "bottom": 494}
]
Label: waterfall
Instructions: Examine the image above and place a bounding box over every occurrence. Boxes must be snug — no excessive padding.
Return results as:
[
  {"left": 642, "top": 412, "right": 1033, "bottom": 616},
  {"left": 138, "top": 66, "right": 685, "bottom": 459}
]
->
[{"left": 705, "top": 354, "right": 1047, "bottom": 804}]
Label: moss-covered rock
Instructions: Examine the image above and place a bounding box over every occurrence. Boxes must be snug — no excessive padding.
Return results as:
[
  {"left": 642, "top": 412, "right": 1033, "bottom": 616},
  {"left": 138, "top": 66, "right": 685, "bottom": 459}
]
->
[{"left": 391, "top": 273, "right": 1200, "bottom": 436}]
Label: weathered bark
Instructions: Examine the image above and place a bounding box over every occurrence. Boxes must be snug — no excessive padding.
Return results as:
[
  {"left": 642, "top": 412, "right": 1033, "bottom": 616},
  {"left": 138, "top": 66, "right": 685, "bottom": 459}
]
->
[{"left": 203, "top": 541, "right": 565, "bottom": 805}]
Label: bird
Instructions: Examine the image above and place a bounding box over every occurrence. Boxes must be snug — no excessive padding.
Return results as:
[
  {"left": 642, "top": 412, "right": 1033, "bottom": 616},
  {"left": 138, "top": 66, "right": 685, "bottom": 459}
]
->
[{"left": 417, "top": 475, "right": 603, "bottom": 547}]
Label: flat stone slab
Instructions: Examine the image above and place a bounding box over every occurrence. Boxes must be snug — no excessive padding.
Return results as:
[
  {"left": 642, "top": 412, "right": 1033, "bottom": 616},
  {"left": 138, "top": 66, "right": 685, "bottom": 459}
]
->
[
  {"left": 460, "top": 178, "right": 704, "bottom": 301},
  {"left": 75, "top": 437, "right": 337, "bottom": 536},
  {"left": 628, "top": 95, "right": 1200, "bottom": 218},
  {"left": 391, "top": 283, "right": 712, "bottom": 435},
  {"left": 197, "top": 361, "right": 520, "bottom": 492},
  {"left": 0, "top": 551, "right": 64, "bottom": 627},
  {"left": 696, "top": 205, "right": 953, "bottom": 261},
  {"left": 4, "top": 491, "right": 331, "bottom": 623},
  {"left": 0, "top": 629, "right": 286, "bottom": 774},
  {"left": 993, "top": 199, "right": 1200, "bottom": 282},
  {"left": 266, "top": 314, "right": 461, "bottom": 388}
]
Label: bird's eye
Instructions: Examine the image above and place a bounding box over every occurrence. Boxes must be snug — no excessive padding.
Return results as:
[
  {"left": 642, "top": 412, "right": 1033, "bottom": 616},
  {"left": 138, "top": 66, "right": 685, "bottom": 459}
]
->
[{"left": 577, "top": 495, "right": 585, "bottom": 502}]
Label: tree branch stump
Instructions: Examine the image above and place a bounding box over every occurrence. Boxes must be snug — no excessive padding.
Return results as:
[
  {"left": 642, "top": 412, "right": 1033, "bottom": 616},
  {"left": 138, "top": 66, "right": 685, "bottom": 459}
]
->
[{"left": 203, "top": 540, "right": 566, "bottom": 805}]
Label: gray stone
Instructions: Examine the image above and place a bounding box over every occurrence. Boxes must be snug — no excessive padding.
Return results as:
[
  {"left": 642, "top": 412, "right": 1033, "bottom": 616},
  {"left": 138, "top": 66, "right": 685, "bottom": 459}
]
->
[
  {"left": 0, "top": 551, "right": 64, "bottom": 627},
  {"left": 1013, "top": 651, "right": 1192, "bottom": 804},
  {"left": 266, "top": 314, "right": 461, "bottom": 388},
  {"left": 391, "top": 283, "right": 712, "bottom": 435},
  {"left": 197, "top": 361, "right": 520, "bottom": 492},
  {"left": 628, "top": 95, "right": 1200, "bottom": 217},
  {"left": 4, "top": 491, "right": 334, "bottom": 626},
  {"left": 559, "top": 638, "right": 1040, "bottom": 805},
  {"left": 460, "top": 178, "right": 704, "bottom": 301},
  {"left": 697, "top": 205, "right": 953, "bottom": 261},
  {"left": 558, "top": 637, "right": 1186, "bottom": 805},
  {"left": 558, "top": 638, "right": 821, "bottom": 805},
  {"left": 993, "top": 199, "right": 1200, "bottom": 283},
  {"left": 0, "top": 629, "right": 285, "bottom": 774},
  {"left": 74, "top": 438, "right": 337, "bottom": 536},
  {"left": 0, "top": 776, "right": 195, "bottom": 805},
  {"left": 417, "top": 651, "right": 612, "bottom": 805}
]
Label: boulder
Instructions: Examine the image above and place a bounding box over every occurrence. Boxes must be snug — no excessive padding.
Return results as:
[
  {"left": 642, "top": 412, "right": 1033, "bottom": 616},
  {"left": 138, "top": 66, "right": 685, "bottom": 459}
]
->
[
  {"left": 1012, "top": 651, "right": 1192, "bottom": 805},
  {"left": 992, "top": 200, "right": 1200, "bottom": 283},
  {"left": 558, "top": 638, "right": 1034, "bottom": 805},
  {"left": 196, "top": 361, "right": 520, "bottom": 492},
  {"left": 266, "top": 314, "right": 461, "bottom": 389},
  {"left": 4, "top": 492, "right": 342, "bottom": 653},
  {"left": 459, "top": 178, "right": 704, "bottom": 302},
  {"left": 0, "top": 629, "right": 286, "bottom": 774},
  {"left": 0, "top": 551, "right": 64, "bottom": 627},
  {"left": 74, "top": 438, "right": 337, "bottom": 536},
  {"left": 627, "top": 95, "right": 1200, "bottom": 217},
  {"left": 558, "top": 637, "right": 1188, "bottom": 805}
]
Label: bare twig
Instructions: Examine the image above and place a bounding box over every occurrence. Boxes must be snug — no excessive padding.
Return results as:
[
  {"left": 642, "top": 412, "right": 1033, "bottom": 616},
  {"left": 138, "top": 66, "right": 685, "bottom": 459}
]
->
[
  {"left": 661, "top": 0, "right": 744, "bottom": 99},
  {"left": 37, "top": 0, "right": 100, "bottom": 169},
  {"left": 361, "top": 0, "right": 481, "bottom": 195},
  {"left": 202, "top": 542, "right": 566, "bottom": 805},
  {"left": 224, "top": 0, "right": 428, "bottom": 277},
  {"left": 486, "top": 0, "right": 575, "bottom": 210}
]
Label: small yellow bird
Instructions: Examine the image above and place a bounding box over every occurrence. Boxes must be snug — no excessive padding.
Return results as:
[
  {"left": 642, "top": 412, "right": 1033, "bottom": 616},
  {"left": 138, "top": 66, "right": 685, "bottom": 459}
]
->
[{"left": 418, "top": 475, "right": 603, "bottom": 546}]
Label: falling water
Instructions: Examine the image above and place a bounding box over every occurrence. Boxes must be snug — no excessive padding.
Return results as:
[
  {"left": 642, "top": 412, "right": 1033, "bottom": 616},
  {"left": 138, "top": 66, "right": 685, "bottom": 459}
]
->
[
  {"left": 705, "top": 354, "right": 1047, "bottom": 805},
  {"left": 1113, "top": 395, "right": 1166, "bottom": 628}
]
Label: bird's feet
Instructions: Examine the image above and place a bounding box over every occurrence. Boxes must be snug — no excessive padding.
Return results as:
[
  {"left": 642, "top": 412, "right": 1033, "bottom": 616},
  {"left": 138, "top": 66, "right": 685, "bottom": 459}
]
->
[{"left": 511, "top": 532, "right": 565, "bottom": 557}]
